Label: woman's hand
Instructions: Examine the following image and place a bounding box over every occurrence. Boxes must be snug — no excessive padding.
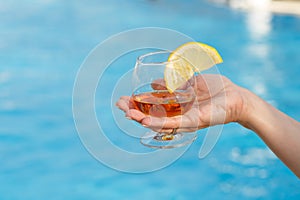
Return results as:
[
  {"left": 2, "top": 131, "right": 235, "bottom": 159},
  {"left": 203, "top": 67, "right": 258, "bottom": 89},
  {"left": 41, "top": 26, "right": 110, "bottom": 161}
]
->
[{"left": 116, "top": 74, "right": 248, "bottom": 133}]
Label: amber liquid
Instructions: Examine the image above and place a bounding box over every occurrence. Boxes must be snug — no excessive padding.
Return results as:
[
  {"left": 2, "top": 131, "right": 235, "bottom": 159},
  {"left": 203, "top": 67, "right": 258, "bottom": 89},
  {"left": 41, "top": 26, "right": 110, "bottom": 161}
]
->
[{"left": 132, "top": 90, "right": 194, "bottom": 117}]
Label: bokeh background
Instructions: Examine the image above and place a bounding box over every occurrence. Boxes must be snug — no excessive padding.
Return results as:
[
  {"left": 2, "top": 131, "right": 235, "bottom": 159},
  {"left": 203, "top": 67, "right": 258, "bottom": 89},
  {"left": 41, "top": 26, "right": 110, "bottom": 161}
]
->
[{"left": 1, "top": 0, "right": 300, "bottom": 199}]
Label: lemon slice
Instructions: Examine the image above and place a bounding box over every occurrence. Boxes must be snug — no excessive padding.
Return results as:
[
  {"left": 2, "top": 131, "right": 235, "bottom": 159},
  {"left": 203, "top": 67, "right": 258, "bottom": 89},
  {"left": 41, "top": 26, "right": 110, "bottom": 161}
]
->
[
  {"left": 165, "top": 42, "right": 223, "bottom": 93},
  {"left": 165, "top": 57, "right": 194, "bottom": 93}
]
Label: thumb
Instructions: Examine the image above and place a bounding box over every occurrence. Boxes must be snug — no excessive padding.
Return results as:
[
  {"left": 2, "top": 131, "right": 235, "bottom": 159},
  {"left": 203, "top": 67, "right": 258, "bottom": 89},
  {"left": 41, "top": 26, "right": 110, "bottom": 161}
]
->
[{"left": 151, "top": 79, "right": 167, "bottom": 90}]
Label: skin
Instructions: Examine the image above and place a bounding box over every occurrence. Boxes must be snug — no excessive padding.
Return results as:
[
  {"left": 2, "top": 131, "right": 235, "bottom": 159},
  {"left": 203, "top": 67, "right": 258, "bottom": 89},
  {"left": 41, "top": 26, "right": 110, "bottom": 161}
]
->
[{"left": 116, "top": 74, "right": 300, "bottom": 178}]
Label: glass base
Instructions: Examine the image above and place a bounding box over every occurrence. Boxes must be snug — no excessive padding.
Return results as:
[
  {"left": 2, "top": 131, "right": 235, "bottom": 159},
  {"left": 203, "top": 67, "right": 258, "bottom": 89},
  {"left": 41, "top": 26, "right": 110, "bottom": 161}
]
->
[{"left": 140, "top": 131, "right": 197, "bottom": 149}]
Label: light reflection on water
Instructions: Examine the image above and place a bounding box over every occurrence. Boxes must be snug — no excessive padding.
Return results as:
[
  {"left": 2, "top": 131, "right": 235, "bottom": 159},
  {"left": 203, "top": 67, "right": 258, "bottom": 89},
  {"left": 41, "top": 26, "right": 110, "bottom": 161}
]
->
[{"left": 230, "top": 147, "right": 277, "bottom": 166}]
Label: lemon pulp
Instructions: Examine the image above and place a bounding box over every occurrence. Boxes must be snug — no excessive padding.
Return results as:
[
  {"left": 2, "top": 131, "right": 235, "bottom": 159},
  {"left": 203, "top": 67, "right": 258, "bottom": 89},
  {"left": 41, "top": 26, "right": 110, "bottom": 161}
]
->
[{"left": 165, "top": 42, "right": 223, "bottom": 93}]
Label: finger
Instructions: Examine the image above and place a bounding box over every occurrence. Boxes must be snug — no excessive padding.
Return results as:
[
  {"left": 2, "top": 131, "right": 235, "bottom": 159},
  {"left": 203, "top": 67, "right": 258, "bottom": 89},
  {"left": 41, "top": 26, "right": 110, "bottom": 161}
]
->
[
  {"left": 195, "top": 74, "right": 226, "bottom": 99},
  {"left": 126, "top": 109, "right": 146, "bottom": 122},
  {"left": 116, "top": 96, "right": 130, "bottom": 112},
  {"left": 141, "top": 113, "right": 199, "bottom": 129},
  {"left": 141, "top": 116, "right": 178, "bottom": 128},
  {"left": 150, "top": 127, "right": 199, "bottom": 133},
  {"left": 151, "top": 79, "right": 167, "bottom": 90},
  {"left": 143, "top": 106, "right": 202, "bottom": 129},
  {"left": 151, "top": 78, "right": 194, "bottom": 91}
]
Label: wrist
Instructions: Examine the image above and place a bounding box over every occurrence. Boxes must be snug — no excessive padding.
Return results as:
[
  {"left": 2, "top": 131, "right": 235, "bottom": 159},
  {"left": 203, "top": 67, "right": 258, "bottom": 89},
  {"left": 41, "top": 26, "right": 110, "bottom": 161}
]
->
[{"left": 236, "top": 87, "right": 264, "bottom": 130}]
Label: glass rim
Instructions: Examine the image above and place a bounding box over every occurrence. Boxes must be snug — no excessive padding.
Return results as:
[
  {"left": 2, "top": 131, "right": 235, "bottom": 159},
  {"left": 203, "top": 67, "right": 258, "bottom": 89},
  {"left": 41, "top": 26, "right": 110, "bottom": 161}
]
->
[{"left": 136, "top": 50, "right": 181, "bottom": 66}]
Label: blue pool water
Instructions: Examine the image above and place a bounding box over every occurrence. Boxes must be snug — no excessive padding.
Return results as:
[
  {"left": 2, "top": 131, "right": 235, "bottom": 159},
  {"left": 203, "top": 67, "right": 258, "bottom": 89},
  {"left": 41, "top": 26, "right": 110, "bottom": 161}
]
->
[{"left": 1, "top": 0, "right": 300, "bottom": 199}]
